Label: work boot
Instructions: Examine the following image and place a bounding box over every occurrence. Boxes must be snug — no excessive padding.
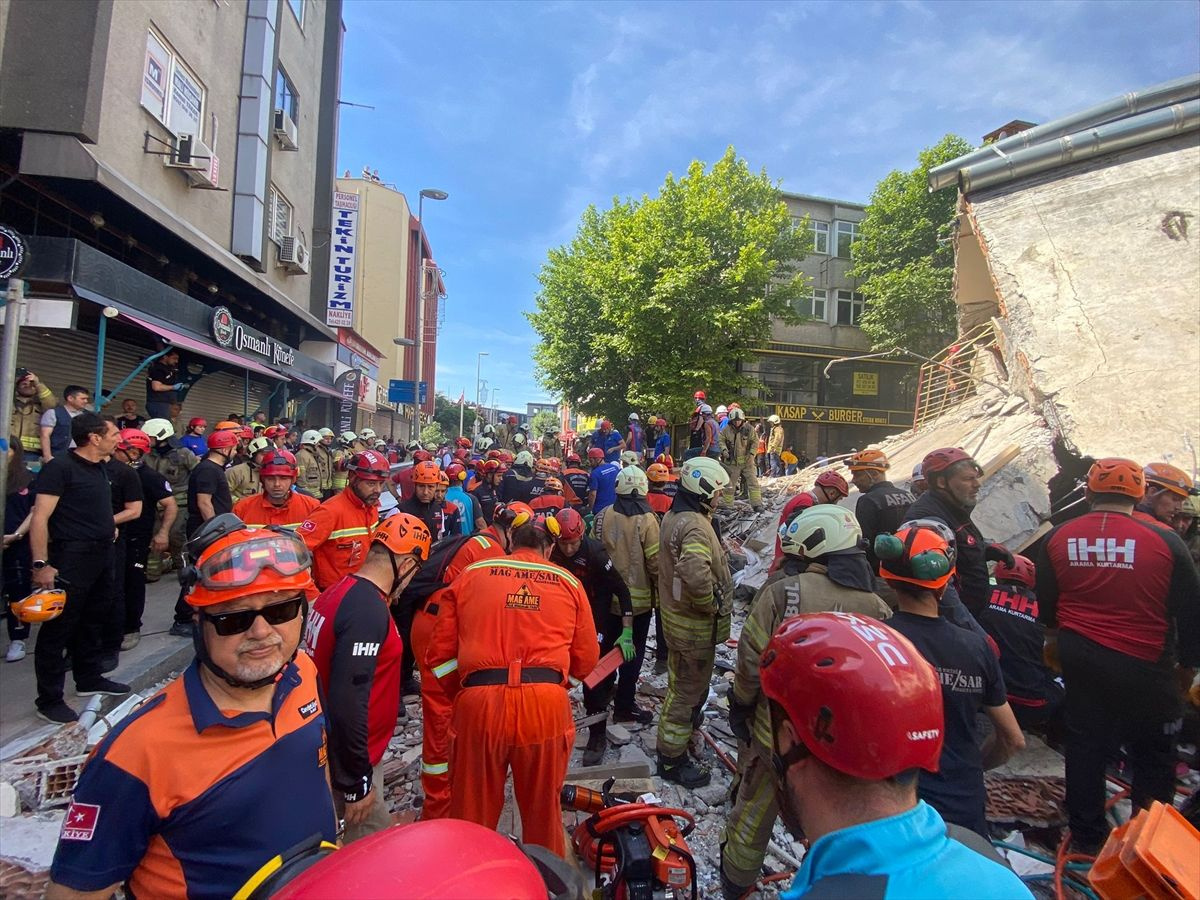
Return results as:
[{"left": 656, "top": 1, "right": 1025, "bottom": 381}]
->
[
  {"left": 121, "top": 632, "right": 141, "bottom": 651},
  {"left": 582, "top": 726, "right": 607, "bottom": 767},
  {"left": 654, "top": 656, "right": 668, "bottom": 675},
  {"left": 169, "top": 621, "right": 192, "bottom": 638},
  {"left": 402, "top": 676, "right": 422, "bottom": 697},
  {"left": 657, "top": 752, "right": 711, "bottom": 788},
  {"left": 613, "top": 705, "right": 653, "bottom": 725},
  {"left": 720, "top": 867, "right": 750, "bottom": 900}
]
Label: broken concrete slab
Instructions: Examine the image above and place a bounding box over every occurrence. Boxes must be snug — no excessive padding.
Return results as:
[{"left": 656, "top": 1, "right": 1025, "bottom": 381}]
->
[{"left": 606, "top": 723, "right": 631, "bottom": 746}]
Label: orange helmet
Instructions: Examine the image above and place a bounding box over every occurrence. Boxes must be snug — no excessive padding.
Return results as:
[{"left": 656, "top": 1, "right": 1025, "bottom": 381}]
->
[
  {"left": 1086, "top": 458, "right": 1145, "bottom": 500},
  {"left": 10, "top": 589, "right": 67, "bottom": 623},
  {"left": 647, "top": 462, "right": 671, "bottom": 483},
  {"left": 848, "top": 449, "right": 889, "bottom": 472},
  {"left": 185, "top": 520, "right": 316, "bottom": 607},
  {"left": 437, "top": 471, "right": 450, "bottom": 487},
  {"left": 372, "top": 513, "right": 432, "bottom": 561},
  {"left": 875, "top": 521, "right": 956, "bottom": 590},
  {"left": 1143, "top": 462, "right": 1194, "bottom": 498},
  {"left": 214, "top": 420, "right": 241, "bottom": 432},
  {"left": 494, "top": 501, "right": 534, "bottom": 530},
  {"left": 544, "top": 477, "right": 563, "bottom": 493}
]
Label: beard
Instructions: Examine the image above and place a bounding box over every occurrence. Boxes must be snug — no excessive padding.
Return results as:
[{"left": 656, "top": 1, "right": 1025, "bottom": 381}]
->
[
  {"left": 775, "top": 782, "right": 808, "bottom": 843},
  {"left": 231, "top": 633, "right": 287, "bottom": 683}
]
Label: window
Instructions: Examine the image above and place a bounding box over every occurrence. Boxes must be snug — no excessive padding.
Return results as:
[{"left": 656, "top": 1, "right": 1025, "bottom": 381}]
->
[
  {"left": 275, "top": 68, "right": 299, "bottom": 120},
  {"left": 269, "top": 185, "right": 293, "bottom": 244},
  {"left": 809, "top": 220, "right": 829, "bottom": 254},
  {"left": 141, "top": 28, "right": 206, "bottom": 140},
  {"left": 288, "top": 0, "right": 304, "bottom": 26},
  {"left": 795, "top": 288, "right": 827, "bottom": 320},
  {"left": 836, "top": 290, "right": 866, "bottom": 326},
  {"left": 835, "top": 220, "right": 860, "bottom": 259}
]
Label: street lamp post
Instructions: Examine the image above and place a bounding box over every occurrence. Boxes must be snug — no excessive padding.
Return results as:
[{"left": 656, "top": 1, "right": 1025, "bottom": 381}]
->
[
  {"left": 412, "top": 187, "right": 448, "bottom": 444},
  {"left": 474, "top": 351, "right": 488, "bottom": 437},
  {"left": 491, "top": 388, "right": 499, "bottom": 425}
]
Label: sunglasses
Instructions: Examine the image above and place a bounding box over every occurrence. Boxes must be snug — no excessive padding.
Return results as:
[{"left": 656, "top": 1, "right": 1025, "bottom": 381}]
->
[{"left": 201, "top": 594, "right": 305, "bottom": 637}]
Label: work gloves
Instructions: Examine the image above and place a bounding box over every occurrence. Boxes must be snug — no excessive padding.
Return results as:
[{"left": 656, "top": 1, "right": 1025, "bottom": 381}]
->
[
  {"left": 728, "top": 699, "right": 754, "bottom": 745},
  {"left": 985, "top": 542, "right": 1015, "bottom": 568},
  {"left": 616, "top": 626, "right": 636, "bottom": 662}
]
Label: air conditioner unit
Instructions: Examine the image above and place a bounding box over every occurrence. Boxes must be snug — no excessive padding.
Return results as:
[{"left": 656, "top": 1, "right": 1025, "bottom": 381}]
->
[
  {"left": 273, "top": 108, "right": 299, "bottom": 151},
  {"left": 278, "top": 235, "right": 310, "bottom": 274},
  {"left": 167, "top": 134, "right": 218, "bottom": 187}
]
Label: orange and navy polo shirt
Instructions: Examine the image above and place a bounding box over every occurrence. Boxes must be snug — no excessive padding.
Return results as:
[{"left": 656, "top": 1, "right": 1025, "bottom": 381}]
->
[{"left": 50, "top": 654, "right": 336, "bottom": 899}]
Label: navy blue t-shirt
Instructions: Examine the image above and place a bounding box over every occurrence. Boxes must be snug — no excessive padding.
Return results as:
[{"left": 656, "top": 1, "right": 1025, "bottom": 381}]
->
[{"left": 888, "top": 611, "right": 1006, "bottom": 838}]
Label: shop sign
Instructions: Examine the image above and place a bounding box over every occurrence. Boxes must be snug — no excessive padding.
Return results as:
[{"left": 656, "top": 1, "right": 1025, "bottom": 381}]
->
[
  {"left": 852, "top": 372, "right": 879, "bottom": 396},
  {"left": 326, "top": 192, "right": 359, "bottom": 328},
  {"left": 337, "top": 328, "right": 380, "bottom": 364},
  {"left": 334, "top": 367, "right": 360, "bottom": 434},
  {"left": 211, "top": 306, "right": 296, "bottom": 368},
  {"left": 0, "top": 224, "right": 27, "bottom": 280},
  {"left": 773, "top": 404, "right": 910, "bottom": 428}
]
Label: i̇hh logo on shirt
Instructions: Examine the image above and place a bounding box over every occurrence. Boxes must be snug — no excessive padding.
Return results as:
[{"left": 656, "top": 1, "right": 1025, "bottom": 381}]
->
[{"left": 61, "top": 802, "right": 101, "bottom": 841}]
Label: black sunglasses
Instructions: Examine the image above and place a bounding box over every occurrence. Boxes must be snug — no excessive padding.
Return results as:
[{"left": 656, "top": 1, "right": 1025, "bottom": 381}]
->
[{"left": 201, "top": 595, "right": 305, "bottom": 637}]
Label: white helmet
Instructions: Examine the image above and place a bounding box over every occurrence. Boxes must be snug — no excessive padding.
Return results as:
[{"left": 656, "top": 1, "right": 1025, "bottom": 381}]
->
[
  {"left": 141, "top": 418, "right": 174, "bottom": 441},
  {"left": 247, "top": 436, "right": 271, "bottom": 456},
  {"left": 780, "top": 505, "right": 862, "bottom": 558},
  {"left": 482, "top": 424, "right": 495, "bottom": 435},
  {"left": 767, "top": 414, "right": 781, "bottom": 425},
  {"left": 628, "top": 413, "right": 640, "bottom": 422},
  {"left": 374, "top": 439, "right": 387, "bottom": 449},
  {"left": 513, "top": 432, "right": 527, "bottom": 446},
  {"left": 680, "top": 456, "right": 730, "bottom": 502},
  {"left": 715, "top": 405, "right": 727, "bottom": 415},
  {"left": 515, "top": 450, "right": 535, "bottom": 468},
  {"left": 615, "top": 465, "right": 648, "bottom": 497},
  {"left": 359, "top": 428, "right": 377, "bottom": 440},
  {"left": 318, "top": 427, "right": 335, "bottom": 439},
  {"left": 699, "top": 403, "right": 713, "bottom": 415},
  {"left": 300, "top": 429, "right": 322, "bottom": 446},
  {"left": 728, "top": 408, "right": 746, "bottom": 422},
  {"left": 620, "top": 450, "right": 640, "bottom": 468}
]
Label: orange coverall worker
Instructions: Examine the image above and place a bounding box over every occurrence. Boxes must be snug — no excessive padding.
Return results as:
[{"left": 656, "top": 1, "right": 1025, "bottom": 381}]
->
[
  {"left": 408, "top": 529, "right": 506, "bottom": 819},
  {"left": 296, "top": 487, "right": 378, "bottom": 591},
  {"left": 233, "top": 491, "right": 321, "bottom": 531},
  {"left": 427, "top": 548, "right": 599, "bottom": 856}
]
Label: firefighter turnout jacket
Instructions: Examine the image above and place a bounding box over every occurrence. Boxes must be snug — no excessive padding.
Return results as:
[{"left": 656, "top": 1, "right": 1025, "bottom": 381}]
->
[{"left": 658, "top": 497, "right": 734, "bottom": 650}]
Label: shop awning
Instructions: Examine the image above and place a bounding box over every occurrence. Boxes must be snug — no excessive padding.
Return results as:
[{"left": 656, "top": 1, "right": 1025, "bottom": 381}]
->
[
  {"left": 115, "top": 308, "right": 287, "bottom": 383},
  {"left": 289, "top": 370, "right": 342, "bottom": 399}
]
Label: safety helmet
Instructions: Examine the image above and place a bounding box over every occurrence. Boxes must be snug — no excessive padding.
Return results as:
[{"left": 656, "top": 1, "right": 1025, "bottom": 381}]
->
[
  {"left": 264, "top": 425, "right": 288, "bottom": 440},
  {"left": 628, "top": 413, "right": 639, "bottom": 422},
  {"left": 346, "top": 450, "right": 389, "bottom": 481},
  {"left": 586, "top": 447, "right": 605, "bottom": 462},
  {"left": 260, "top": 450, "right": 299, "bottom": 478},
  {"left": 779, "top": 505, "right": 862, "bottom": 558},
  {"left": 372, "top": 513, "right": 432, "bottom": 562},
  {"left": 566, "top": 453, "right": 581, "bottom": 465},
  {"left": 373, "top": 440, "right": 388, "bottom": 451},
  {"left": 544, "top": 476, "right": 563, "bottom": 493},
  {"left": 182, "top": 516, "right": 314, "bottom": 609},
  {"left": 728, "top": 408, "right": 746, "bottom": 422},
  {"left": 694, "top": 391, "right": 706, "bottom": 401},
  {"left": 188, "top": 417, "right": 208, "bottom": 430},
  {"left": 214, "top": 420, "right": 241, "bottom": 432},
  {"left": 767, "top": 414, "right": 781, "bottom": 425},
  {"left": 453, "top": 448, "right": 470, "bottom": 462},
  {"left": 445, "top": 463, "right": 467, "bottom": 483},
  {"left": 620, "top": 450, "right": 640, "bottom": 468},
  {"left": 9, "top": 589, "right": 67, "bottom": 624},
  {"left": 600, "top": 419, "right": 612, "bottom": 431},
  {"left": 646, "top": 462, "right": 671, "bottom": 483},
  {"left": 518, "top": 422, "right": 530, "bottom": 433},
  {"left": 1086, "top": 458, "right": 1145, "bottom": 500},
  {"left": 512, "top": 432, "right": 527, "bottom": 447},
  {"left": 554, "top": 507, "right": 586, "bottom": 541},
  {"left": 514, "top": 450, "right": 535, "bottom": 468},
  {"left": 535, "top": 458, "right": 554, "bottom": 474},
  {"left": 207, "top": 429, "right": 240, "bottom": 452},
  {"left": 698, "top": 403, "right": 713, "bottom": 415},
  {"left": 1181, "top": 494, "right": 1200, "bottom": 517},
  {"left": 760, "top": 613, "right": 944, "bottom": 780},
  {"left": 848, "top": 449, "right": 889, "bottom": 472},
  {"left": 455, "top": 436, "right": 472, "bottom": 449},
  {"left": 239, "top": 427, "right": 254, "bottom": 441},
  {"left": 247, "top": 436, "right": 271, "bottom": 456},
  {"left": 412, "top": 461, "right": 441, "bottom": 485},
  {"left": 494, "top": 501, "right": 535, "bottom": 530},
  {"left": 994, "top": 554, "right": 1036, "bottom": 589},
  {"left": 142, "top": 418, "right": 174, "bottom": 441},
  {"left": 318, "top": 428, "right": 335, "bottom": 439},
  {"left": 615, "top": 465, "right": 649, "bottom": 497},
  {"left": 117, "top": 429, "right": 151, "bottom": 455},
  {"left": 411, "top": 449, "right": 433, "bottom": 463},
  {"left": 656, "top": 417, "right": 668, "bottom": 427},
  {"left": 875, "top": 521, "right": 957, "bottom": 590},
  {"left": 680, "top": 456, "right": 730, "bottom": 501},
  {"left": 715, "top": 405, "right": 727, "bottom": 415},
  {"left": 476, "top": 459, "right": 498, "bottom": 476},
  {"left": 546, "top": 457, "right": 562, "bottom": 473},
  {"left": 656, "top": 452, "right": 675, "bottom": 469},
  {"left": 359, "top": 428, "right": 377, "bottom": 441},
  {"left": 911, "top": 462, "right": 925, "bottom": 481},
  {"left": 482, "top": 424, "right": 495, "bottom": 435},
  {"left": 300, "top": 429, "right": 322, "bottom": 446},
  {"left": 339, "top": 431, "right": 359, "bottom": 445},
  {"left": 814, "top": 471, "right": 850, "bottom": 498},
  {"left": 1143, "top": 462, "right": 1194, "bottom": 498},
  {"left": 920, "top": 447, "right": 980, "bottom": 477}
]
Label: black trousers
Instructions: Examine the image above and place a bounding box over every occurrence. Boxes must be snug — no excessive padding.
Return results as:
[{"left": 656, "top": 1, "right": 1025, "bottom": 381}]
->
[
  {"left": 123, "top": 535, "right": 151, "bottom": 633},
  {"left": 101, "top": 537, "right": 128, "bottom": 654},
  {"left": 35, "top": 541, "right": 115, "bottom": 707},
  {"left": 584, "top": 610, "right": 652, "bottom": 723},
  {"left": 1059, "top": 629, "right": 1180, "bottom": 849}
]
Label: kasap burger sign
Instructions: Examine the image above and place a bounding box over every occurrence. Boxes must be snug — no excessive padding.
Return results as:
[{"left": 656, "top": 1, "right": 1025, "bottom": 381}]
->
[{"left": 0, "top": 224, "right": 28, "bottom": 280}]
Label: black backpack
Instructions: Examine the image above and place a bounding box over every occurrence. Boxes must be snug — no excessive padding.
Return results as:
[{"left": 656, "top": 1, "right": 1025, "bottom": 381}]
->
[{"left": 395, "top": 532, "right": 497, "bottom": 613}]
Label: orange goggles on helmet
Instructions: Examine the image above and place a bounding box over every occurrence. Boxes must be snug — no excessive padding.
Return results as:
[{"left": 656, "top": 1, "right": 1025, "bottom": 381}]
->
[{"left": 197, "top": 533, "right": 311, "bottom": 589}]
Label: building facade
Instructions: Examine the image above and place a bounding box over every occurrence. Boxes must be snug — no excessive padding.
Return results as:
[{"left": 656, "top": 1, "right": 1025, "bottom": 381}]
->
[
  {"left": 742, "top": 192, "right": 918, "bottom": 457},
  {"left": 0, "top": 0, "right": 344, "bottom": 427}
]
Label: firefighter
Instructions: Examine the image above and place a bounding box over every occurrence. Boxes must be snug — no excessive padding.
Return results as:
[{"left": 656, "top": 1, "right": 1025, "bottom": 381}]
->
[
  {"left": 315, "top": 428, "right": 336, "bottom": 498},
  {"left": 719, "top": 506, "right": 891, "bottom": 898},
  {"left": 765, "top": 414, "right": 784, "bottom": 475},
  {"left": 529, "top": 476, "right": 567, "bottom": 516},
  {"left": 330, "top": 433, "right": 358, "bottom": 494},
  {"left": 655, "top": 456, "right": 732, "bottom": 787},
  {"left": 398, "top": 460, "right": 458, "bottom": 539},
  {"left": 233, "top": 450, "right": 321, "bottom": 531},
  {"left": 718, "top": 408, "right": 761, "bottom": 510},
  {"left": 541, "top": 425, "right": 563, "bottom": 461},
  {"left": 295, "top": 431, "right": 324, "bottom": 498},
  {"left": 225, "top": 436, "right": 271, "bottom": 504},
  {"left": 427, "top": 513, "right": 599, "bottom": 856},
  {"left": 140, "top": 418, "right": 198, "bottom": 580},
  {"left": 771, "top": 471, "right": 849, "bottom": 570},
  {"left": 297, "top": 451, "right": 387, "bottom": 591}
]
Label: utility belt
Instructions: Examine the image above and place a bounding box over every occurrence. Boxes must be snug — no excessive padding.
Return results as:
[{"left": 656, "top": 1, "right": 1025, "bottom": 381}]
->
[
  {"left": 462, "top": 663, "right": 563, "bottom": 688},
  {"left": 53, "top": 539, "right": 114, "bottom": 551}
]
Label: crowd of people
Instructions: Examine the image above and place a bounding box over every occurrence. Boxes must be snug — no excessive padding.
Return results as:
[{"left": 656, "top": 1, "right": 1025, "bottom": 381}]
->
[{"left": 5, "top": 367, "right": 1199, "bottom": 899}]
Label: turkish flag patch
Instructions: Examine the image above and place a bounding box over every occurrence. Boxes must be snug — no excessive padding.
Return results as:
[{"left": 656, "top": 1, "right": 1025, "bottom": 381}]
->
[{"left": 61, "top": 802, "right": 101, "bottom": 841}]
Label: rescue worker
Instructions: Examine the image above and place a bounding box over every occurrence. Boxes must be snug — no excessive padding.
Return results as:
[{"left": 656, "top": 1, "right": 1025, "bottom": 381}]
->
[
  {"left": 427, "top": 513, "right": 599, "bottom": 856},
  {"left": 765, "top": 414, "right": 784, "bottom": 476},
  {"left": 771, "top": 471, "right": 849, "bottom": 569},
  {"left": 587, "top": 447, "right": 620, "bottom": 515},
  {"left": 653, "top": 417, "right": 672, "bottom": 462},
  {"left": 306, "top": 513, "right": 430, "bottom": 843},
  {"left": 646, "top": 462, "right": 675, "bottom": 517},
  {"left": 472, "top": 459, "right": 504, "bottom": 524},
  {"left": 233, "top": 450, "right": 321, "bottom": 531},
  {"left": 657, "top": 453, "right": 680, "bottom": 498},
  {"left": 761, "top": 613, "right": 1033, "bottom": 899},
  {"left": 330, "top": 432, "right": 357, "bottom": 494},
  {"left": 1037, "top": 458, "right": 1200, "bottom": 854},
  {"left": 11, "top": 368, "right": 56, "bottom": 471},
  {"left": 494, "top": 415, "right": 513, "bottom": 451},
  {"left": 541, "top": 425, "right": 563, "bottom": 461},
  {"left": 655, "top": 456, "right": 733, "bottom": 787},
  {"left": 399, "top": 461, "right": 458, "bottom": 540},
  {"left": 46, "top": 516, "right": 336, "bottom": 899},
  {"left": 562, "top": 453, "right": 591, "bottom": 511},
  {"left": 225, "top": 436, "right": 271, "bottom": 504},
  {"left": 180, "top": 418, "right": 208, "bottom": 457},
  {"left": 295, "top": 430, "right": 324, "bottom": 498},
  {"left": 501, "top": 450, "right": 540, "bottom": 504},
  {"left": 625, "top": 413, "right": 644, "bottom": 459},
  {"left": 881, "top": 520, "right": 1025, "bottom": 838},
  {"left": 445, "top": 463, "right": 484, "bottom": 533},
  {"left": 718, "top": 407, "right": 761, "bottom": 510},
  {"left": 591, "top": 418, "right": 624, "bottom": 462},
  {"left": 910, "top": 461, "right": 928, "bottom": 498},
  {"left": 529, "top": 476, "right": 567, "bottom": 516},
  {"left": 297, "top": 450, "right": 387, "bottom": 591},
  {"left": 140, "top": 418, "right": 198, "bottom": 579},
  {"left": 848, "top": 448, "right": 914, "bottom": 602},
  {"left": 1135, "top": 461, "right": 1195, "bottom": 526},
  {"left": 316, "top": 428, "right": 336, "bottom": 499},
  {"left": 721, "top": 506, "right": 891, "bottom": 898}
]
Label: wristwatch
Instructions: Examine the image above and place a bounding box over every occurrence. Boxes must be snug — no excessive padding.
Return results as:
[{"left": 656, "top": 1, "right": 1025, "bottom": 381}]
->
[{"left": 32, "top": 560, "right": 48, "bottom": 570}]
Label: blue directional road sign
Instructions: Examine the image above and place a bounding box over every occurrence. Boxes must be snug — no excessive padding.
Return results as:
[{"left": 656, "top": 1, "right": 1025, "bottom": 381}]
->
[{"left": 387, "top": 380, "right": 428, "bottom": 404}]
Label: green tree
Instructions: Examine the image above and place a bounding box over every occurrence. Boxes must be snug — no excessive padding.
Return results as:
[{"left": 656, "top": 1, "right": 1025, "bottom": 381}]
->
[
  {"left": 432, "top": 392, "right": 476, "bottom": 440},
  {"left": 420, "top": 421, "right": 446, "bottom": 448},
  {"left": 851, "top": 134, "right": 974, "bottom": 358},
  {"left": 529, "top": 409, "right": 559, "bottom": 437},
  {"left": 527, "top": 148, "right": 810, "bottom": 422}
]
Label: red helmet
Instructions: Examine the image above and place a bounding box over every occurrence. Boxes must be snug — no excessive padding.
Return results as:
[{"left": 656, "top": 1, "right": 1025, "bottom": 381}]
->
[
  {"left": 188, "top": 417, "right": 208, "bottom": 430},
  {"left": 272, "top": 819, "right": 547, "bottom": 900},
  {"left": 239, "top": 427, "right": 254, "bottom": 441},
  {"left": 347, "top": 450, "right": 389, "bottom": 481},
  {"left": 260, "top": 450, "right": 299, "bottom": 478},
  {"left": 507, "top": 415, "right": 518, "bottom": 425},
  {"left": 413, "top": 461, "right": 441, "bottom": 485},
  {"left": 498, "top": 450, "right": 515, "bottom": 464},
  {"left": 486, "top": 449, "right": 503, "bottom": 461},
  {"left": 479, "top": 459, "right": 501, "bottom": 475},
  {"left": 587, "top": 447, "right": 605, "bottom": 462},
  {"left": 546, "top": 457, "right": 562, "bottom": 473},
  {"left": 656, "top": 452, "right": 675, "bottom": 469},
  {"left": 207, "top": 428, "right": 240, "bottom": 451},
  {"left": 814, "top": 471, "right": 849, "bottom": 498},
  {"left": 411, "top": 449, "right": 433, "bottom": 463},
  {"left": 566, "top": 453, "right": 581, "bottom": 465},
  {"left": 118, "top": 429, "right": 151, "bottom": 454},
  {"left": 994, "top": 553, "right": 1035, "bottom": 588},
  {"left": 265, "top": 424, "right": 288, "bottom": 440},
  {"left": 656, "top": 417, "right": 668, "bottom": 427},
  {"left": 453, "top": 448, "right": 470, "bottom": 461},
  {"left": 445, "top": 463, "right": 466, "bottom": 483},
  {"left": 920, "top": 447, "right": 979, "bottom": 477},
  {"left": 760, "top": 612, "right": 944, "bottom": 780},
  {"left": 554, "top": 507, "right": 585, "bottom": 541},
  {"left": 600, "top": 419, "right": 612, "bottom": 431},
  {"left": 694, "top": 390, "right": 706, "bottom": 401},
  {"left": 455, "top": 436, "right": 472, "bottom": 449}
]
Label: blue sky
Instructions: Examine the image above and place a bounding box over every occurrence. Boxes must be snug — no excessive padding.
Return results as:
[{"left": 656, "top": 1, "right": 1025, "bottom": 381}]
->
[{"left": 336, "top": 0, "right": 1199, "bottom": 412}]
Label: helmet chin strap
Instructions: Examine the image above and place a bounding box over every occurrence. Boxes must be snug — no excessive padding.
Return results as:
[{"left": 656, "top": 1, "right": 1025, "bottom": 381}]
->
[{"left": 191, "top": 599, "right": 308, "bottom": 691}]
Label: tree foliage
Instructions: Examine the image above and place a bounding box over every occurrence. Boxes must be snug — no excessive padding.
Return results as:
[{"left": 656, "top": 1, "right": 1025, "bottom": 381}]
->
[
  {"left": 432, "top": 392, "right": 476, "bottom": 440},
  {"left": 529, "top": 409, "right": 559, "bottom": 437},
  {"left": 851, "top": 134, "right": 973, "bottom": 358},
  {"left": 420, "top": 421, "right": 445, "bottom": 447},
  {"left": 527, "top": 148, "right": 809, "bottom": 422}
]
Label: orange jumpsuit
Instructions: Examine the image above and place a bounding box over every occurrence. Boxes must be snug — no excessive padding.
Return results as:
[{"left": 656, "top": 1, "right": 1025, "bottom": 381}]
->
[
  {"left": 233, "top": 490, "right": 321, "bottom": 530},
  {"left": 408, "top": 529, "right": 505, "bottom": 819},
  {"left": 296, "top": 487, "right": 378, "bottom": 591},
  {"left": 427, "top": 548, "right": 599, "bottom": 856}
]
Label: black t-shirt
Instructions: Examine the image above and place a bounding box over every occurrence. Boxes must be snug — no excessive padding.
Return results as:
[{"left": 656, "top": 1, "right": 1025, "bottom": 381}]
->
[
  {"left": 979, "top": 583, "right": 1055, "bottom": 705},
  {"left": 36, "top": 452, "right": 116, "bottom": 543},
  {"left": 146, "top": 360, "right": 179, "bottom": 404},
  {"left": 187, "top": 458, "right": 233, "bottom": 536},
  {"left": 105, "top": 459, "right": 144, "bottom": 537},
  {"left": 115, "top": 415, "right": 145, "bottom": 431},
  {"left": 888, "top": 610, "right": 1006, "bottom": 837},
  {"left": 130, "top": 464, "right": 173, "bottom": 539}
]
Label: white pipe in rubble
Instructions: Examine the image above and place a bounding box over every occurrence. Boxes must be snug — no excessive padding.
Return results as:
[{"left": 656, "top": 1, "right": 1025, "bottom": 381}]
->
[{"left": 76, "top": 696, "right": 104, "bottom": 731}]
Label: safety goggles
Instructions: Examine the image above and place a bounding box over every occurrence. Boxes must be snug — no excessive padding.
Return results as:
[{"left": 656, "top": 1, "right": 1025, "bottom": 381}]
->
[
  {"left": 202, "top": 594, "right": 306, "bottom": 636},
  {"left": 195, "top": 533, "right": 312, "bottom": 589}
]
